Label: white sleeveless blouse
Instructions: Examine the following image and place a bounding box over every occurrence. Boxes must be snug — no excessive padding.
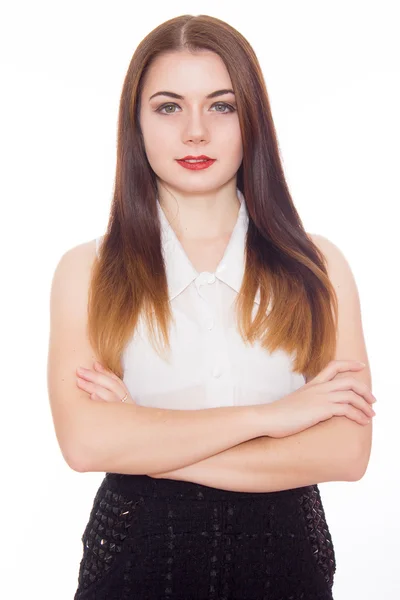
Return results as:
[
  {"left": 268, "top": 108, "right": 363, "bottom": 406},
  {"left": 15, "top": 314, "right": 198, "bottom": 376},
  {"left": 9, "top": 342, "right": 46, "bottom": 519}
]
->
[{"left": 95, "top": 189, "right": 305, "bottom": 410}]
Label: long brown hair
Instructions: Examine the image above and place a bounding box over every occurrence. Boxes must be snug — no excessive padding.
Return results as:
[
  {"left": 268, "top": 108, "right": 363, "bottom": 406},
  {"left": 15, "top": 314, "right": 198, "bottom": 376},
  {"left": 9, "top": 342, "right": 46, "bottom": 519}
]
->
[{"left": 87, "top": 14, "right": 338, "bottom": 381}]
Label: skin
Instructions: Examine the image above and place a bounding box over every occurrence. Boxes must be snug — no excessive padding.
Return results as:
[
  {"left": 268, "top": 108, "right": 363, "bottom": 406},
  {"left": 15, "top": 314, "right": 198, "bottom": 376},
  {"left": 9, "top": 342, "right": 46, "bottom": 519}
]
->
[{"left": 139, "top": 49, "right": 243, "bottom": 244}]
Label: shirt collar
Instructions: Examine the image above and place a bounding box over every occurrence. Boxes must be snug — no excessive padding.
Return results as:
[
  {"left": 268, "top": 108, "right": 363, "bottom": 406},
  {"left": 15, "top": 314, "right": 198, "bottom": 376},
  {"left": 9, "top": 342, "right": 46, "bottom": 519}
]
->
[{"left": 157, "top": 188, "right": 261, "bottom": 305}]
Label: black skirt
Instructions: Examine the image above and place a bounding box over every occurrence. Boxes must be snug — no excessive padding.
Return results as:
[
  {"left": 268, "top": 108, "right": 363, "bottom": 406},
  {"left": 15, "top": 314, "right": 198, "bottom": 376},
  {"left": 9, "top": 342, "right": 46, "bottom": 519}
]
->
[{"left": 74, "top": 473, "right": 336, "bottom": 600}]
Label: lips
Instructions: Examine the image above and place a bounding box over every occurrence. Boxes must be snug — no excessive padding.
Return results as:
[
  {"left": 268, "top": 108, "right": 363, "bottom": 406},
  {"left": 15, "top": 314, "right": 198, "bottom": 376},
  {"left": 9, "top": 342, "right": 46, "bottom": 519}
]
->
[
  {"left": 177, "top": 155, "right": 214, "bottom": 161},
  {"left": 176, "top": 157, "right": 216, "bottom": 171}
]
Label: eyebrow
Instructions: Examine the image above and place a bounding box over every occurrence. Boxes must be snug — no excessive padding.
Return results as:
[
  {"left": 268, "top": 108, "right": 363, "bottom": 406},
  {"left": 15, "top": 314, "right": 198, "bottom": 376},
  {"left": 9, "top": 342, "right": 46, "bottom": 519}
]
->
[{"left": 149, "top": 89, "right": 235, "bottom": 101}]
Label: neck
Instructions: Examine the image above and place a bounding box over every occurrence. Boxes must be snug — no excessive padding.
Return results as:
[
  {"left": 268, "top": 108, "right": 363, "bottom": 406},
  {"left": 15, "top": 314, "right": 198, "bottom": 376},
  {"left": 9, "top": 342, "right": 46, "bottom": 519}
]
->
[{"left": 157, "top": 183, "right": 241, "bottom": 241}]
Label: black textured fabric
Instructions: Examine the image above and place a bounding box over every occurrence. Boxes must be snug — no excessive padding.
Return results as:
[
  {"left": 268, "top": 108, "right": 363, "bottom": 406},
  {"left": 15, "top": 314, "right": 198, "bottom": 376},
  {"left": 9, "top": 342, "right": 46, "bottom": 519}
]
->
[{"left": 74, "top": 473, "right": 336, "bottom": 599}]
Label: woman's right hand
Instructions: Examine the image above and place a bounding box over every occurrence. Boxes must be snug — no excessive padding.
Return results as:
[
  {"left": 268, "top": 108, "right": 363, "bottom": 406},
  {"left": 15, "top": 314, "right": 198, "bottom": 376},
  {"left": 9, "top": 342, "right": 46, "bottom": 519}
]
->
[{"left": 263, "top": 360, "right": 377, "bottom": 439}]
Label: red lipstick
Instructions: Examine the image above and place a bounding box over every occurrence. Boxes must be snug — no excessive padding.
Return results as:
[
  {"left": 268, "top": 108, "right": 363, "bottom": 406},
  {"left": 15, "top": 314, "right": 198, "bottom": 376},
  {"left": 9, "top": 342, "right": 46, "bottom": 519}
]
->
[{"left": 176, "top": 155, "right": 216, "bottom": 171}]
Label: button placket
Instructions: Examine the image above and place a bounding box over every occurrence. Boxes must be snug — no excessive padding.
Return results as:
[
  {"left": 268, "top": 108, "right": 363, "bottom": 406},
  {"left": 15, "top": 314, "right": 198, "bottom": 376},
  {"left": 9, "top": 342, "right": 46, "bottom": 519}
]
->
[
  {"left": 194, "top": 273, "right": 227, "bottom": 389},
  {"left": 194, "top": 272, "right": 217, "bottom": 330},
  {"left": 207, "top": 285, "right": 235, "bottom": 387}
]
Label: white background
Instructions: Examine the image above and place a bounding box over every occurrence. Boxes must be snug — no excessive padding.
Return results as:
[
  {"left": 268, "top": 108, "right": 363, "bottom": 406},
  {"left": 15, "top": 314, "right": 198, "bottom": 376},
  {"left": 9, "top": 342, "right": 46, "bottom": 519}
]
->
[{"left": 1, "top": 1, "right": 398, "bottom": 598}]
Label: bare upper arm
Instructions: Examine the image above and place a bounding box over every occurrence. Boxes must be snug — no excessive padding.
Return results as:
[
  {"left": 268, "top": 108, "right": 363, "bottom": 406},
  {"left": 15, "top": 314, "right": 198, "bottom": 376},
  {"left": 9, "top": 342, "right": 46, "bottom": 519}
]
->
[
  {"left": 309, "top": 233, "right": 373, "bottom": 478},
  {"left": 47, "top": 239, "right": 99, "bottom": 471}
]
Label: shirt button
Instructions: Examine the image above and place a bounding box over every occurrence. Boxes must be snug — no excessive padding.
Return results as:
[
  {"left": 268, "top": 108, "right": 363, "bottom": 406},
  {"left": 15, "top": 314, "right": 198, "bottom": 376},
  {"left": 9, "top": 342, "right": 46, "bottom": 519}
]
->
[
  {"left": 204, "top": 318, "right": 214, "bottom": 330},
  {"left": 207, "top": 274, "right": 216, "bottom": 284},
  {"left": 212, "top": 366, "right": 222, "bottom": 378}
]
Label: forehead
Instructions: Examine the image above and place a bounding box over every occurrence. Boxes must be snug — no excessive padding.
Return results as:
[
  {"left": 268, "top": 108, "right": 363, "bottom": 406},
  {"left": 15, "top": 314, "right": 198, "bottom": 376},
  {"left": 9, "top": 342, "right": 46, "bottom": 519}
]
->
[{"left": 142, "top": 50, "right": 232, "bottom": 95}]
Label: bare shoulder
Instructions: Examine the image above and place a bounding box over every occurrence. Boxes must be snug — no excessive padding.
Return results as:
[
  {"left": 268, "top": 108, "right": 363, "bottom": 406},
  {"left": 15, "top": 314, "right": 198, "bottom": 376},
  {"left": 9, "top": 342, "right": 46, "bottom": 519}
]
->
[
  {"left": 308, "top": 232, "right": 349, "bottom": 267},
  {"left": 50, "top": 238, "right": 98, "bottom": 310},
  {"left": 58, "top": 238, "right": 97, "bottom": 271},
  {"left": 307, "top": 233, "right": 363, "bottom": 299}
]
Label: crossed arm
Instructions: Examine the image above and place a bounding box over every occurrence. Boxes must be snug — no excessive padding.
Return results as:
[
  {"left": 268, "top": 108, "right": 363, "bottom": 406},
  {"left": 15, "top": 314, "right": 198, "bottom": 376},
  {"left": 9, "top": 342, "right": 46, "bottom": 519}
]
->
[{"left": 149, "top": 413, "right": 369, "bottom": 492}]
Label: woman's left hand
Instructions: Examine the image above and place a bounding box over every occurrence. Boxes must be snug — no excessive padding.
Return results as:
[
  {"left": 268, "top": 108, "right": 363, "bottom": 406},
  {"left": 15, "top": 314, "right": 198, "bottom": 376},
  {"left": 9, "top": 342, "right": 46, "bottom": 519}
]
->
[{"left": 76, "top": 361, "right": 135, "bottom": 404}]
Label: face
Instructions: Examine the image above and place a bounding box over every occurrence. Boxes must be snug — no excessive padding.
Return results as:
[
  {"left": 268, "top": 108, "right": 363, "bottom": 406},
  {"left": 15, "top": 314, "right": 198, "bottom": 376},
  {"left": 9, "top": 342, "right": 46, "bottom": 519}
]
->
[{"left": 139, "top": 49, "right": 243, "bottom": 196}]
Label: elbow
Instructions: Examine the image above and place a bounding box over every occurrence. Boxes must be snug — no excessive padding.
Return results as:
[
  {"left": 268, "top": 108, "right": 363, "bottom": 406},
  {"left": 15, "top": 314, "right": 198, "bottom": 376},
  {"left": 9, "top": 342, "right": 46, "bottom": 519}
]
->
[
  {"left": 62, "top": 437, "right": 96, "bottom": 473},
  {"left": 345, "top": 443, "right": 372, "bottom": 481},
  {"left": 69, "top": 458, "right": 87, "bottom": 473},
  {"left": 61, "top": 446, "right": 86, "bottom": 472}
]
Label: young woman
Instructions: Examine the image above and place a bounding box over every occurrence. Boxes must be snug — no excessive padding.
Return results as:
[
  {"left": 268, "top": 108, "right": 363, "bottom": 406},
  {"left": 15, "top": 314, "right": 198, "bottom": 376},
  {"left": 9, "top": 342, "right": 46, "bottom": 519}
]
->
[{"left": 48, "top": 14, "right": 376, "bottom": 600}]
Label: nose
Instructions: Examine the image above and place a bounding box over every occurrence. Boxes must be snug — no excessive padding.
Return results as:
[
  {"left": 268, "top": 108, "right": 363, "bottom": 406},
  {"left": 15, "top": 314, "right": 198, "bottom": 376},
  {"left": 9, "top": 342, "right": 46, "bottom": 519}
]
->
[{"left": 182, "top": 108, "right": 209, "bottom": 144}]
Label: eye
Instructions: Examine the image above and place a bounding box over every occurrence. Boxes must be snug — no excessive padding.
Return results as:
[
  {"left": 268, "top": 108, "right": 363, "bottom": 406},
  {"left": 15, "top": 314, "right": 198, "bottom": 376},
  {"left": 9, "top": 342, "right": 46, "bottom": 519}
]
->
[
  {"left": 156, "top": 103, "right": 180, "bottom": 114},
  {"left": 155, "top": 102, "right": 236, "bottom": 115},
  {"left": 212, "top": 102, "right": 235, "bottom": 113}
]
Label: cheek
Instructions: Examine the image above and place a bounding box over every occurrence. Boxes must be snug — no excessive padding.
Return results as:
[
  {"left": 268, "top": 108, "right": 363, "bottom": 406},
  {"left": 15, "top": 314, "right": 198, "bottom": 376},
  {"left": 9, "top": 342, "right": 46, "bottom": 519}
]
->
[
  {"left": 141, "top": 121, "right": 172, "bottom": 165},
  {"left": 220, "top": 123, "right": 243, "bottom": 161},
  {"left": 217, "top": 117, "right": 242, "bottom": 143}
]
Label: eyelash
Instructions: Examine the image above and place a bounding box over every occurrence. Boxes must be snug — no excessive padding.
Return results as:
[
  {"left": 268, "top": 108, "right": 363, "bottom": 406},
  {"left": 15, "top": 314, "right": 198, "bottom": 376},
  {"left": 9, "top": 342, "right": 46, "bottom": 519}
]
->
[{"left": 155, "top": 102, "right": 236, "bottom": 115}]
